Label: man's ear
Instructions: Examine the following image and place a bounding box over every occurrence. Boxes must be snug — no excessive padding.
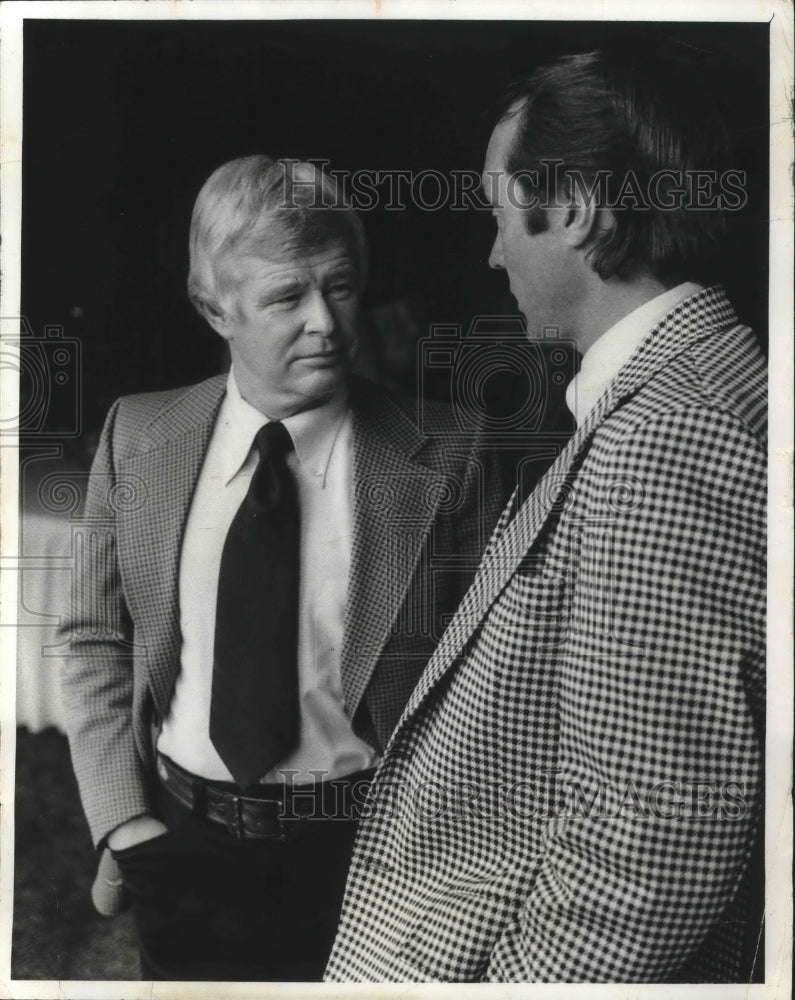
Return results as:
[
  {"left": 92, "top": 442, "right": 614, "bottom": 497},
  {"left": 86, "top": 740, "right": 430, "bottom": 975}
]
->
[
  {"left": 195, "top": 297, "right": 233, "bottom": 340},
  {"left": 560, "top": 189, "right": 610, "bottom": 251}
]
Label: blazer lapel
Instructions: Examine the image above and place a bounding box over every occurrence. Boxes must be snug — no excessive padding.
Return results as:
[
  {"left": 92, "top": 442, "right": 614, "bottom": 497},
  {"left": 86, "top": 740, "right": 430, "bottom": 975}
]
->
[
  {"left": 118, "top": 376, "right": 226, "bottom": 719},
  {"left": 396, "top": 393, "right": 611, "bottom": 728},
  {"left": 340, "top": 384, "right": 448, "bottom": 725},
  {"left": 393, "top": 284, "right": 740, "bottom": 736}
]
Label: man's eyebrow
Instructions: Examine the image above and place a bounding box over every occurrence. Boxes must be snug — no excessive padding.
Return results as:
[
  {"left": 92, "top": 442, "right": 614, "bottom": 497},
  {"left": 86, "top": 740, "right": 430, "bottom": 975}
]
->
[
  {"left": 325, "top": 263, "right": 358, "bottom": 278},
  {"left": 258, "top": 274, "right": 305, "bottom": 294}
]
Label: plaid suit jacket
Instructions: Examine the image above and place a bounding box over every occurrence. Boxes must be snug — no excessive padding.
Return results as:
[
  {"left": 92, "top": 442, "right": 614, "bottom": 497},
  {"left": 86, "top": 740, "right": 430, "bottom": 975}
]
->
[
  {"left": 62, "top": 375, "right": 504, "bottom": 852},
  {"left": 325, "top": 286, "right": 767, "bottom": 983}
]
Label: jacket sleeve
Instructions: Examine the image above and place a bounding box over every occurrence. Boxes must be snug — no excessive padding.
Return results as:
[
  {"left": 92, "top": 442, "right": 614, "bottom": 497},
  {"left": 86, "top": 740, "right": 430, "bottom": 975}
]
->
[
  {"left": 483, "top": 406, "right": 765, "bottom": 982},
  {"left": 60, "top": 399, "right": 154, "bottom": 848}
]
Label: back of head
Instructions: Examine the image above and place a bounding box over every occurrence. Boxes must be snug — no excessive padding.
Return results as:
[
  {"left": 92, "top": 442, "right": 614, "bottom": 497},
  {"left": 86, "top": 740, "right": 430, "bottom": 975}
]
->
[
  {"left": 502, "top": 40, "right": 737, "bottom": 285},
  {"left": 188, "top": 155, "right": 368, "bottom": 319}
]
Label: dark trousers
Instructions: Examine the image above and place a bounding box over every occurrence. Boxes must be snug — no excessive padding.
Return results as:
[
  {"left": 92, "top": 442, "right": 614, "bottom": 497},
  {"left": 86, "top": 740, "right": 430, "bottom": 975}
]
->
[{"left": 111, "top": 773, "right": 362, "bottom": 981}]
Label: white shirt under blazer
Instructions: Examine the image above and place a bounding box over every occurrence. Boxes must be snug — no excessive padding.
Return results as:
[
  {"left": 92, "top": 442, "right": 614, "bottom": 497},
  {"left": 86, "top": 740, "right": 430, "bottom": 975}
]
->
[{"left": 159, "top": 371, "right": 374, "bottom": 783}]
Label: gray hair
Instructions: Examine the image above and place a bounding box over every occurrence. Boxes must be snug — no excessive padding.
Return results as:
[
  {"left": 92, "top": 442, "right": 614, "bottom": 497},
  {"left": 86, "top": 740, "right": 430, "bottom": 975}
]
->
[{"left": 188, "top": 155, "right": 368, "bottom": 317}]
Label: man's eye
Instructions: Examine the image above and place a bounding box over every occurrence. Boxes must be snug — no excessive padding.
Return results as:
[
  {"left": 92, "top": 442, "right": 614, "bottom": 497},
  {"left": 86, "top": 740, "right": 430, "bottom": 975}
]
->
[
  {"left": 329, "top": 283, "right": 353, "bottom": 298},
  {"left": 264, "top": 293, "right": 299, "bottom": 307}
]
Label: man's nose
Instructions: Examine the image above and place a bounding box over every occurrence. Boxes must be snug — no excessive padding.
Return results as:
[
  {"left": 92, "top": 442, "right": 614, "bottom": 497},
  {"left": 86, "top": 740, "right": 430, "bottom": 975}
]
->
[
  {"left": 302, "top": 290, "right": 336, "bottom": 336},
  {"left": 488, "top": 236, "right": 504, "bottom": 270}
]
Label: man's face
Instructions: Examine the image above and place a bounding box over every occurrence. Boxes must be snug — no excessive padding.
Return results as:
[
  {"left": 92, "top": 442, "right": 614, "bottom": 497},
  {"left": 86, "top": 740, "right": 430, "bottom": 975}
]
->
[
  {"left": 482, "top": 114, "right": 581, "bottom": 339},
  {"left": 217, "top": 244, "right": 361, "bottom": 417}
]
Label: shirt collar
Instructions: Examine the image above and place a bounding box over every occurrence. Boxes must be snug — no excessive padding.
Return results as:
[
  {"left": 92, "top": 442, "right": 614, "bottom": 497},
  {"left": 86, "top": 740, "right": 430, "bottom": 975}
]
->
[
  {"left": 219, "top": 369, "right": 350, "bottom": 487},
  {"left": 566, "top": 281, "right": 703, "bottom": 426}
]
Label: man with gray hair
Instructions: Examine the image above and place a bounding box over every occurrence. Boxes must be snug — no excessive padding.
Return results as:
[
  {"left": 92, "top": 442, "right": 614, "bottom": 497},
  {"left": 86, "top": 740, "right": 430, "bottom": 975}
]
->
[{"left": 62, "top": 155, "right": 503, "bottom": 981}]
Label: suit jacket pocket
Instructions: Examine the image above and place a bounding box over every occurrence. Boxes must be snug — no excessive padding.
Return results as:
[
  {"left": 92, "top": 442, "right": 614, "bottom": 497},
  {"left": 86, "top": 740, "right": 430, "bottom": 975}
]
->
[{"left": 398, "top": 864, "right": 541, "bottom": 982}]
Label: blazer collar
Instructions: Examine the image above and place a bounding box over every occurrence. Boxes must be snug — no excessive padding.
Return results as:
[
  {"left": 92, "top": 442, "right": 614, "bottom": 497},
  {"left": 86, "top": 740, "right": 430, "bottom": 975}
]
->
[
  {"left": 347, "top": 374, "right": 429, "bottom": 459},
  {"left": 611, "top": 283, "right": 737, "bottom": 401},
  {"left": 135, "top": 374, "right": 228, "bottom": 450},
  {"left": 393, "top": 284, "right": 741, "bottom": 736}
]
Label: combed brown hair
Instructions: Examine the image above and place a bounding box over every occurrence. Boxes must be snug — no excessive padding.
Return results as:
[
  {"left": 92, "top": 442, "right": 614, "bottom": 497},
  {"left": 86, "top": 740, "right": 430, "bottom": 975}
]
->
[{"left": 501, "top": 42, "right": 735, "bottom": 284}]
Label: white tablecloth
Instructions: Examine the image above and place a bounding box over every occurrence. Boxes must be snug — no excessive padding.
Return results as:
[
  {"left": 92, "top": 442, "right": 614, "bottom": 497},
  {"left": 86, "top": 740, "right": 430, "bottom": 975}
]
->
[
  {"left": 16, "top": 507, "right": 74, "bottom": 732},
  {"left": 16, "top": 451, "right": 88, "bottom": 733}
]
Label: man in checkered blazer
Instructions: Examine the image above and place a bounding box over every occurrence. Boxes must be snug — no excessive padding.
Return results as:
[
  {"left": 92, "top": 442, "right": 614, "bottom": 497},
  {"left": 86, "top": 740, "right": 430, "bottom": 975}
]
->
[{"left": 325, "top": 43, "right": 766, "bottom": 983}]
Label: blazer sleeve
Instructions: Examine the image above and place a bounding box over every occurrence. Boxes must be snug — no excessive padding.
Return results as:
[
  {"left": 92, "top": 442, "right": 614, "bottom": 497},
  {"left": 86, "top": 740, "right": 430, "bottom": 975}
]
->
[
  {"left": 483, "top": 405, "right": 766, "bottom": 982},
  {"left": 60, "top": 399, "right": 154, "bottom": 848}
]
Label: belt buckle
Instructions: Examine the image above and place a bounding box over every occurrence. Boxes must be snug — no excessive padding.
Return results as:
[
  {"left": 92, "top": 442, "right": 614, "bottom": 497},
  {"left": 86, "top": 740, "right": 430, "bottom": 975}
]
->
[
  {"left": 228, "top": 793, "right": 243, "bottom": 839},
  {"left": 236, "top": 794, "right": 289, "bottom": 841}
]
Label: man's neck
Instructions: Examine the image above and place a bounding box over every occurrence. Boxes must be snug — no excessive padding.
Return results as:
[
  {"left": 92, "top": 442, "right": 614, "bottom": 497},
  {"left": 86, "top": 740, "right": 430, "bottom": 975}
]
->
[
  {"left": 232, "top": 368, "right": 338, "bottom": 421},
  {"left": 572, "top": 274, "right": 671, "bottom": 356},
  {"left": 228, "top": 366, "right": 347, "bottom": 426}
]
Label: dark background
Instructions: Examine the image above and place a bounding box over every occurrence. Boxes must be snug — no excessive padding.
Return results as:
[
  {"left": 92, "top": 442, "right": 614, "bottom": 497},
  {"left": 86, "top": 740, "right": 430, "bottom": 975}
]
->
[{"left": 21, "top": 18, "right": 769, "bottom": 442}]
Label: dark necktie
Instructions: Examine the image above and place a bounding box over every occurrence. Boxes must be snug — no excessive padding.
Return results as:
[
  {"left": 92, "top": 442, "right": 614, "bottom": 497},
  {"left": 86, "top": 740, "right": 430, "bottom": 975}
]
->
[{"left": 210, "top": 421, "right": 300, "bottom": 788}]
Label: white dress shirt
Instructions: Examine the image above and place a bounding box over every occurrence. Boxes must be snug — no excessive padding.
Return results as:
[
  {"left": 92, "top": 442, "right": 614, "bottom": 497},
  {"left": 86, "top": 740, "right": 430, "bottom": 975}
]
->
[
  {"left": 157, "top": 370, "right": 376, "bottom": 784},
  {"left": 566, "top": 282, "right": 703, "bottom": 426}
]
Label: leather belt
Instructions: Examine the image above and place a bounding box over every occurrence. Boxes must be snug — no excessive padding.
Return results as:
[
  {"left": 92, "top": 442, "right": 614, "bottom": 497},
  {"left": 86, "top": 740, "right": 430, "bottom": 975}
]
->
[{"left": 156, "top": 753, "right": 375, "bottom": 841}]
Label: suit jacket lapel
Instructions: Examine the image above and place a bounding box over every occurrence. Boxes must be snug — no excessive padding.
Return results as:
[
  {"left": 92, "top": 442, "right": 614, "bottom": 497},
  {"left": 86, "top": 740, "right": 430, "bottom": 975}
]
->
[
  {"left": 118, "top": 376, "right": 226, "bottom": 719},
  {"left": 340, "top": 381, "right": 447, "bottom": 725},
  {"left": 394, "top": 285, "right": 740, "bottom": 735},
  {"left": 396, "top": 393, "right": 611, "bottom": 727}
]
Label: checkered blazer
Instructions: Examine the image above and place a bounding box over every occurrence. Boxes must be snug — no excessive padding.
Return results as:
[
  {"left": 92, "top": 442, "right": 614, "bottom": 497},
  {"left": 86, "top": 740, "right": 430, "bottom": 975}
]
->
[
  {"left": 61, "top": 375, "right": 504, "bottom": 853},
  {"left": 325, "top": 286, "right": 767, "bottom": 983}
]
